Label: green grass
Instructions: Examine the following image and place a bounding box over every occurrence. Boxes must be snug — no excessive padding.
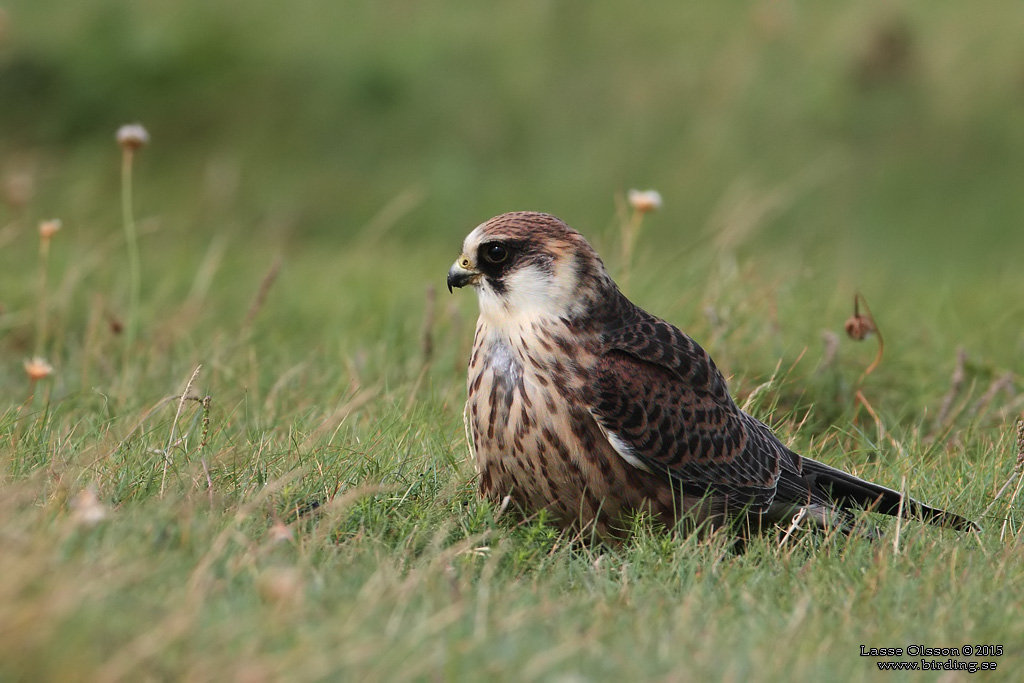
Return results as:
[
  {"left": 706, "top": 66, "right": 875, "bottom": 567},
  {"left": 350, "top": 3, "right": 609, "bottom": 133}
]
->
[{"left": 2, "top": 1, "right": 1024, "bottom": 681}]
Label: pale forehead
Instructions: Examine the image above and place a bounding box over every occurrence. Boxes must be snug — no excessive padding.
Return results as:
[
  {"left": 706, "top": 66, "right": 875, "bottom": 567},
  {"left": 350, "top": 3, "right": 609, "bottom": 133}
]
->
[{"left": 462, "top": 222, "right": 491, "bottom": 254}]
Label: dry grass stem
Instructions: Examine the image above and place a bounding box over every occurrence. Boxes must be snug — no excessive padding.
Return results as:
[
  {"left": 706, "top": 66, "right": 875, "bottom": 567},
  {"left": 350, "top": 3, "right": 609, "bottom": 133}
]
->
[
  {"left": 405, "top": 285, "right": 439, "bottom": 409},
  {"left": 1018, "top": 419, "right": 1023, "bottom": 465},
  {"left": 707, "top": 157, "right": 841, "bottom": 257},
  {"left": 421, "top": 283, "right": 436, "bottom": 368},
  {"left": 619, "top": 189, "right": 661, "bottom": 292},
  {"left": 34, "top": 220, "right": 60, "bottom": 358},
  {"left": 999, "top": 474, "right": 1024, "bottom": 543},
  {"left": 936, "top": 347, "right": 968, "bottom": 424},
  {"left": 740, "top": 359, "right": 781, "bottom": 413},
  {"left": 463, "top": 399, "right": 476, "bottom": 465},
  {"left": 118, "top": 126, "right": 147, "bottom": 350},
  {"left": 981, "top": 419, "right": 1024, "bottom": 530},
  {"left": 969, "top": 372, "right": 1014, "bottom": 420},
  {"left": 104, "top": 394, "right": 187, "bottom": 468},
  {"left": 892, "top": 475, "right": 907, "bottom": 555},
  {"left": 185, "top": 234, "right": 228, "bottom": 308},
  {"left": 779, "top": 507, "right": 808, "bottom": 547},
  {"left": 160, "top": 365, "right": 203, "bottom": 497},
  {"left": 619, "top": 210, "right": 642, "bottom": 292},
  {"left": 300, "top": 386, "right": 378, "bottom": 450},
  {"left": 845, "top": 293, "right": 883, "bottom": 385},
  {"left": 931, "top": 347, "right": 968, "bottom": 437},
  {"left": 854, "top": 389, "right": 887, "bottom": 446},
  {"left": 358, "top": 186, "right": 425, "bottom": 244},
  {"left": 198, "top": 395, "right": 212, "bottom": 451},
  {"left": 819, "top": 330, "right": 840, "bottom": 372},
  {"left": 243, "top": 254, "right": 282, "bottom": 332},
  {"left": 198, "top": 395, "right": 213, "bottom": 501}
]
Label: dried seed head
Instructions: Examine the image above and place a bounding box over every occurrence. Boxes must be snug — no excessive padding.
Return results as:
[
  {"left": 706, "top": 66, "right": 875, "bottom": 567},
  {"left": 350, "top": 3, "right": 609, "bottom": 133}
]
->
[
  {"left": 1017, "top": 418, "right": 1024, "bottom": 467},
  {"left": 844, "top": 314, "right": 876, "bottom": 340},
  {"left": 116, "top": 123, "right": 150, "bottom": 151},
  {"left": 23, "top": 357, "right": 53, "bottom": 381},
  {"left": 628, "top": 189, "right": 663, "bottom": 214},
  {"left": 38, "top": 218, "right": 61, "bottom": 240}
]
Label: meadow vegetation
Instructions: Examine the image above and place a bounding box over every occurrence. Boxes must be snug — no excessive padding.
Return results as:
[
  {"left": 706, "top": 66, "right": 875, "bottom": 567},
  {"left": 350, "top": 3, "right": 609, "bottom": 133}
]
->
[{"left": 2, "top": 1, "right": 1023, "bottom": 680}]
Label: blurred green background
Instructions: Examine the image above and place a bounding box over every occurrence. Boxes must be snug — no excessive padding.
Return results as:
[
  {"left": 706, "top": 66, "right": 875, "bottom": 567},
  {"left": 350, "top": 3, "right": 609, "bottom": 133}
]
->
[
  {"left": 2, "top": 0, "right": 1024, "bottom": 391},
  {"left": 3, "top": 0, "right": 1022, "bottom": 264}
]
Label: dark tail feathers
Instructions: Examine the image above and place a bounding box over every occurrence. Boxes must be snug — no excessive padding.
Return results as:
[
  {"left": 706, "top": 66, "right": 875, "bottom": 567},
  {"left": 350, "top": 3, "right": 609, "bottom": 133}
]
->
[{"left": 800, "top": 457, "right": 980, "bottom": 533}]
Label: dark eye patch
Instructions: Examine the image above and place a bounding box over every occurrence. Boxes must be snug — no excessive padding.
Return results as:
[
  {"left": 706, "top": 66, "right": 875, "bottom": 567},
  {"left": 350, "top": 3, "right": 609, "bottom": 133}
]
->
[{"left": 475, "top": 239, "right": 551, "bottom": 290}]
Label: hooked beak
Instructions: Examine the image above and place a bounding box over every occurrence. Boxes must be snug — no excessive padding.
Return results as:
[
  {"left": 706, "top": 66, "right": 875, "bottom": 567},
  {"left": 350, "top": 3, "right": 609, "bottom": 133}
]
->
[{"left": 447, "top": 256, "right": 479, "bottom": 293}]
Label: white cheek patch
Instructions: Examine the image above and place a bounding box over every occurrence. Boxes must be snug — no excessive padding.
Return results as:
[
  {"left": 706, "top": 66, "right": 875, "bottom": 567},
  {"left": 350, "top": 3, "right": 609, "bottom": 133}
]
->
[
  {"left": 476, "top": 256, "right": 579, "bottom": 323},
  {"left": 502, "top": 266, "right": 566, "bottom": 311}
]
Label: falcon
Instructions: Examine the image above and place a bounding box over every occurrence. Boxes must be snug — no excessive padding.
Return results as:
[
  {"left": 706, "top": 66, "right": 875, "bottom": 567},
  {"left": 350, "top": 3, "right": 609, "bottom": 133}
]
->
[{"left": 447, "top": 211, "right": 978, "bottom": 541}]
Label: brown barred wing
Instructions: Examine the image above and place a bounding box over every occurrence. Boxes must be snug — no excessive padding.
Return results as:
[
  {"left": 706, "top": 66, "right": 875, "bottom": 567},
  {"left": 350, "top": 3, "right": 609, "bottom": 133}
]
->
[{"left": 589, "top": 315, "right": 783, "bottom": 512}]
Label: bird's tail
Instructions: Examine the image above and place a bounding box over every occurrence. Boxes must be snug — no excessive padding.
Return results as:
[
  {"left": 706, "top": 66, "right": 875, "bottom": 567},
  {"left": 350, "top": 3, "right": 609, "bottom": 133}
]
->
[{"left": 798, "top": 456, "right": 980, "bottom": 532}]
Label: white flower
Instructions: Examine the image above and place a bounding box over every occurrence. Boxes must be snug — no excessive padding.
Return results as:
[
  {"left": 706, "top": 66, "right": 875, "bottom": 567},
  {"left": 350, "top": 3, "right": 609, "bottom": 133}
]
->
[
  {"left": 116, "top": 123, "right": 150, "bottom": 151},
  {"left": 627, "top": 189, "right": 663, "bottom": 214},
  {"left": 70, "top": 487, "right": 108, "bottom": 526},
  {"left": 38, "top": 219, "right": 62, "bottom": 240},
  {"left": 23, "top": 357, "right": 53, "bottom": 381}
]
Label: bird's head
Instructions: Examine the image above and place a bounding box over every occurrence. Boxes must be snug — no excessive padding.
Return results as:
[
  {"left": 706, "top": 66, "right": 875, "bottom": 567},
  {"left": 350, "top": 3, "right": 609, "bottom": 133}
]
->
[{"left": 447, "top": 212, "right": 611, "bottom": 324}]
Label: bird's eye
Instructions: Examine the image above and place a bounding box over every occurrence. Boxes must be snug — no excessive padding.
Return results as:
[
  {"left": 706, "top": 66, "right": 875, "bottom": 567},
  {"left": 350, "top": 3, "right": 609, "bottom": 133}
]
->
[{"left": 483, "top": 243, "right": 508, "bottom": 264}]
